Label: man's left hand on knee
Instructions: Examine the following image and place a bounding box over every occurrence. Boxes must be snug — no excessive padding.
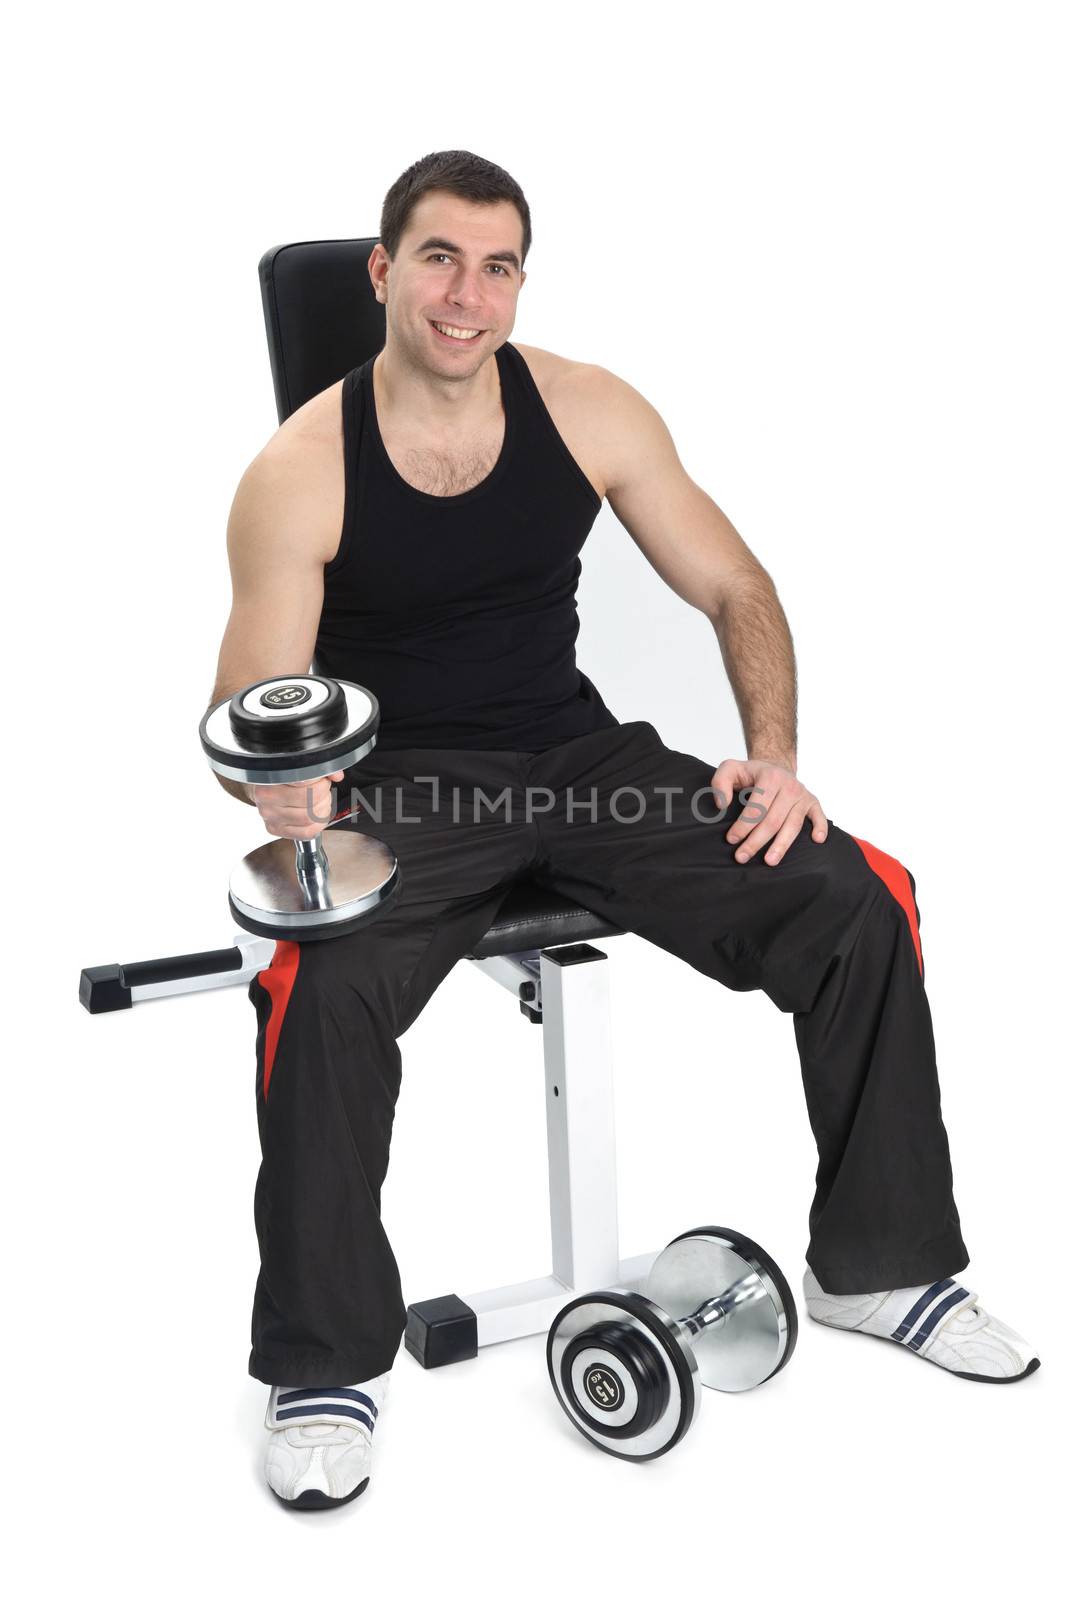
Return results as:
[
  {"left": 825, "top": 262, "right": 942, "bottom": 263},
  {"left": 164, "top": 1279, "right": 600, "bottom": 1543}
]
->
[{"left": 712, "top": 756, "right": 830, "bottom": 866}]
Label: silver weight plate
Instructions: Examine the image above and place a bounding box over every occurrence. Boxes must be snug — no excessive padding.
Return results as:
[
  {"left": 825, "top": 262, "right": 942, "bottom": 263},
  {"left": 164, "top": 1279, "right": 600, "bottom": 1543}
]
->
[
  {"left": 229, "top": 831, "right": 399, "bottom": 934},
  {"left": 644, "top": 1229, "right": 791, "bottom": 1393},
  {"left": 547, "top": 1293, "right": 699, "bottom": 1460}
]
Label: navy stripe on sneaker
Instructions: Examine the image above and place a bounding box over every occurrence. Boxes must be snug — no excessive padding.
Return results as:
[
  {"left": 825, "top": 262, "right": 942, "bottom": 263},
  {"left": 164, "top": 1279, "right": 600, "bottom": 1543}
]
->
[
  {"left": 275, "top": 1402, "right": 376, "bottom": 1430},
  {"left": 906, "top": 1286, "right": 970, "bottom": 1350},
  {"left": 276, "top": 1386, "right": 379, "bottom": 1421},
  {"left": 890, "top": 1279, "right": 955, "bottom": 1343}
]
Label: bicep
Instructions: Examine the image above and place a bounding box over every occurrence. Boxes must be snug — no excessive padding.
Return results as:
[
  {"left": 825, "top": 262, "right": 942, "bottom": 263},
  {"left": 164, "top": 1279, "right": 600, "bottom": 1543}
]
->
[
  {"left": 594, "top": 368, "right": 765, "bottom": 615},
  {"left": 210, "top": 449, "right": 328, "bottom": 704}
]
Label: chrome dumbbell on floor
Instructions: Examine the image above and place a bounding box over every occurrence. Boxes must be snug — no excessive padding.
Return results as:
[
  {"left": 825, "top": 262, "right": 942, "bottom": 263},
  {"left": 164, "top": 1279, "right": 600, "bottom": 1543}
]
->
[
  {"left": 199, "top": 674, "right": 401, "bottom": 941},
  {"left": 547, "top": 1225, "right": 797, "bottom": 1460}
]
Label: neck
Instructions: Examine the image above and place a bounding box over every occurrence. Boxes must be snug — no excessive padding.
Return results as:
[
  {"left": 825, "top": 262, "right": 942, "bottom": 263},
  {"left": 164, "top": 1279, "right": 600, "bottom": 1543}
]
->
[{"left": 374, "top": 338, "right": 502, "bottom": 435}]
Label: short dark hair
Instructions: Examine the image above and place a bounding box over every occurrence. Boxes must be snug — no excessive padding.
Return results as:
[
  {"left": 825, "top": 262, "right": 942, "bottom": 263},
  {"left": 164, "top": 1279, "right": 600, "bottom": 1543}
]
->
[{"left": 379, "top": 150, "right": 531, "bottom": 269}]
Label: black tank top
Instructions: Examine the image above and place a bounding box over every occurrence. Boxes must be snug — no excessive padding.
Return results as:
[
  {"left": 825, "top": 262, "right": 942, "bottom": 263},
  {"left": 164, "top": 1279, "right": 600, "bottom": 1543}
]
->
[{"left": 313, "top": 341, "right": 621, "bottom": 753}]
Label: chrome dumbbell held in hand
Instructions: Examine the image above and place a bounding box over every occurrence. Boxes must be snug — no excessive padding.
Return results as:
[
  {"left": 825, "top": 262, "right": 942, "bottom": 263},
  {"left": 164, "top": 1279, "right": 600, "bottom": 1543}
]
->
[
  {"left": 199, "top": 675, "right": 400, "bottom": 941},
  {"left": 547, "top": 1226, "right": 797, "bottom": 1461}
]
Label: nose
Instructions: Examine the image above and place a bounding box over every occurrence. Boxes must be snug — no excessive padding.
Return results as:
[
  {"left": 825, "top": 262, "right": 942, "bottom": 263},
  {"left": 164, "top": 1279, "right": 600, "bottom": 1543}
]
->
[{"left": 445, "top": 263, "right": 485, "bottom": 312}]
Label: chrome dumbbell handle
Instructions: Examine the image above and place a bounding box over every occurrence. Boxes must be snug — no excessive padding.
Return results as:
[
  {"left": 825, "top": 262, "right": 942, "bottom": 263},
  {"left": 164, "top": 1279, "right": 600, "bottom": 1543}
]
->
[
  {"left": 294, "top": 834, "right": 331, "bottom": 906},
  {"left": 672, "top": 1269, "right": 767, "bottom": 1342},
  {"left": 278, "top": 778, "right": 354, "bottom": 907}
]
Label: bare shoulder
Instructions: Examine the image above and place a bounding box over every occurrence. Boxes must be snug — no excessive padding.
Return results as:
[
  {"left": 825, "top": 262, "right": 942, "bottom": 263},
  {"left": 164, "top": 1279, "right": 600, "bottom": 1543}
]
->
[
  {"left": 244, "top": 378, "right": 346, "bottom": 566},
  {"left": 575, "top": 358, "right": 672, "bottom": 437},
  {"left": 515, "top": 346, "right": 679, "bottom": 500},
  {"left": 511, "top": 342, "right": 608, "bottom": 417},
  {"left": 511, "top": 340, "right": 592, "bottom": 385},
  {"left": 511, "top": 342, "right": 615, "bottom": 499},
  {"left": 264, "top": 375, "right": 345, "bottom": 465}
]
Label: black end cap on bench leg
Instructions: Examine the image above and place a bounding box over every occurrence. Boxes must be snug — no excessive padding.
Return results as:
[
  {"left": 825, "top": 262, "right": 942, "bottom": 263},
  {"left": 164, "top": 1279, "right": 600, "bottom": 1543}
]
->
[
  {"left": 79, "top": 964, "right": 132, "bottom": 1014},
  {"left": 404, "top": 1294, "right": 479, "bottom": 1368}
]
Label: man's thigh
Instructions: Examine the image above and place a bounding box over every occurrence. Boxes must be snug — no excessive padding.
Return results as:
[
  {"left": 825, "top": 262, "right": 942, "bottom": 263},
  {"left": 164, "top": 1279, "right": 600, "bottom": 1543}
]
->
[
  {"left": 528, "top": 720, "right": 881, "bottom": 1007},
  {"left": 341, "top": 744, "right": 539, "bottom": 906},
  {"left": 285, "top": 745, "right": 541, "bottom": 1031}
]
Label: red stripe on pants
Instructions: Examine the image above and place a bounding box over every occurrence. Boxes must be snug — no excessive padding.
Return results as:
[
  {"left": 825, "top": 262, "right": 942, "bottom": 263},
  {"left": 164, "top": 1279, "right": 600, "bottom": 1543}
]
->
[
  {"left": 851, "top": 835, "right": 923, "bottom": 978},
  {"left": 258, "top": 940, "right": 301, "bottom": 1101}
]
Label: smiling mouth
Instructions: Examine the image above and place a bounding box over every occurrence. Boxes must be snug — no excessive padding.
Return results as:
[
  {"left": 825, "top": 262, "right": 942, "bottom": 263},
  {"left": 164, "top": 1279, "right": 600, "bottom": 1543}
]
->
[{"left": 430, "top": 320, "right": 486, "bottom": 344}]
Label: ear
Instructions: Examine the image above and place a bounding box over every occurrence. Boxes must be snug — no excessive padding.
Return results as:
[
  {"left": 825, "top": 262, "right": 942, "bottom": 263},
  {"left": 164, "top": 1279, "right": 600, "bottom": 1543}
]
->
[{"left": 368, "top": 244, "right": 389, "bottom": 301}]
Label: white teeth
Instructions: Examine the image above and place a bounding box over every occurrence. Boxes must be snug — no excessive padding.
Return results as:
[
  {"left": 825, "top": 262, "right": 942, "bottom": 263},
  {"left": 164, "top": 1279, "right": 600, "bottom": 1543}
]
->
[{"left": 433, "top": 322, "right": 481, "bottom": 340}]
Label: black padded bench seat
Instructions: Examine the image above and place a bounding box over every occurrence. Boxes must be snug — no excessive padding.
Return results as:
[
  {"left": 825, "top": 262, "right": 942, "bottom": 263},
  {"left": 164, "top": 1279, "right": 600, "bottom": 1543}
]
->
[{"left": 467, "top": 880, "right": 624, "bottom": 960}]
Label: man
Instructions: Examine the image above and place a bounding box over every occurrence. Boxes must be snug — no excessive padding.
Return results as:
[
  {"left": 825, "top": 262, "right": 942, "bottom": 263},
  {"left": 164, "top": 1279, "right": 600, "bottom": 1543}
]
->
[{"left": 209, "top": 151, "right": 1039, "bottom": 1511}]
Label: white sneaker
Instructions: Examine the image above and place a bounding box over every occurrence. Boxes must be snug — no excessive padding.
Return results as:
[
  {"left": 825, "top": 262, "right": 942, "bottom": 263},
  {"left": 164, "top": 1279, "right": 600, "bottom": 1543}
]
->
[
  {"left": 803, "top": 1268, "right": 1040, "bottom": 1382},
  {"left": 263, "top": 1374, "right": 389, "bottom": 1509}
]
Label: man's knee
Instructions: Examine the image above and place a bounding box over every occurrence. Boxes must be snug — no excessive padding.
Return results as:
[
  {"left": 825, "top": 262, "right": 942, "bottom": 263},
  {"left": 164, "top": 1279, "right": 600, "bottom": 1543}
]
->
[
  {"left": 257, "top": 930, "right": 404, "bottom": 1043},
  {"left": 832, "top": 830, "right": 924, "bottom": 976}
]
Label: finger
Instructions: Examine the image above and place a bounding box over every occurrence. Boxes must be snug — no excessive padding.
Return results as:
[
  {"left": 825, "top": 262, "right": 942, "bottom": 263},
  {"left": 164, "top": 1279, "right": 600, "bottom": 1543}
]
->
[
  {"left": 733, "top": 793, "right": 795, "bottom": 861},
  {"left": 265, "top": 787, "right": 333, "bottom": 823},
  {"left": 726, "top": 782, "right": 775, "bottom": 844},
  {"left": 282, "top": 777, "right": 335, "bottom": 796},
  {"left": 810, "top": 799, "right": 830, "bottom": 842},
  {"left": 764, "top": 805, "right": 809, "bottom": 865},
  {"left": 270, "top": 791, "right": 326, "bottom": 819},
  {"left": 305, "top": 784, "right": 339, "bottom": 823},
  {"left": 711, "top": 761, "right": 739, "bottom": 814}
]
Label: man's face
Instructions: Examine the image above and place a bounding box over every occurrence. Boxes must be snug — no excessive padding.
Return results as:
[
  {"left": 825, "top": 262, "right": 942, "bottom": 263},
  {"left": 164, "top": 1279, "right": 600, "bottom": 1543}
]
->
[{"left": 369, "top": 192, "right": 526, "bottom": 379}]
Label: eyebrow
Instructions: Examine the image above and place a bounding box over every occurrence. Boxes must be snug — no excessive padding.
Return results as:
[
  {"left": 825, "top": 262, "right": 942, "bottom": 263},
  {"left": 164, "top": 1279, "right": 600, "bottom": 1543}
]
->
[{"left": 414, "top": 236, "right": 521, "bottom": 272}]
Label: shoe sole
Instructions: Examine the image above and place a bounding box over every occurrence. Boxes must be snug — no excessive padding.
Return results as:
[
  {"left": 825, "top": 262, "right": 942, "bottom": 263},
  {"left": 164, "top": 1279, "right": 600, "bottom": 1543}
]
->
[
  {"left": 805, "top": 1310, "right": 1041, "bottom": 1382},
  {"left": 269, "top": 1475, "right": 369, "bottom": 1511},
  {"left": 953, "top": 1358, "right": 1040, "bottom": 1384}
]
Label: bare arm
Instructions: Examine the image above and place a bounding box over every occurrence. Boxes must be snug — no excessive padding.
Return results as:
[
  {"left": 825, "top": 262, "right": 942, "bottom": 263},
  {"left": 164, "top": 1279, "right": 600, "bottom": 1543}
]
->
[
  {"left": 209, "top": 433, "right": 338, "bottom": 803},
  {"left": 589, "top": 366, "right": 797, "bottom": 768}
]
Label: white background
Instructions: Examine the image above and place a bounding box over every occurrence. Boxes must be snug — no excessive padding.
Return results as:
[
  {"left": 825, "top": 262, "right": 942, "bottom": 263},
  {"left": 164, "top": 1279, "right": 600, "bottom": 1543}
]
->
[{"left": 5, "top": 0, "right": 1061, "bottom": 1588}]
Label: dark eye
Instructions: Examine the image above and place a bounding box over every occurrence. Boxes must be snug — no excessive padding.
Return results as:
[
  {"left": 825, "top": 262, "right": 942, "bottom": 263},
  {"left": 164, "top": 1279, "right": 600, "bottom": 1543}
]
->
[{"left": 428, "top": 253, "right": 508, "bottom": 276}]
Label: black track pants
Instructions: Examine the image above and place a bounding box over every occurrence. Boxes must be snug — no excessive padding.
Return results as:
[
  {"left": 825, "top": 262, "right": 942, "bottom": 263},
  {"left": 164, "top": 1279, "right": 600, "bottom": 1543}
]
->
[{"left": 247, "top": 719, "right": 968, "bottom": 1386}]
